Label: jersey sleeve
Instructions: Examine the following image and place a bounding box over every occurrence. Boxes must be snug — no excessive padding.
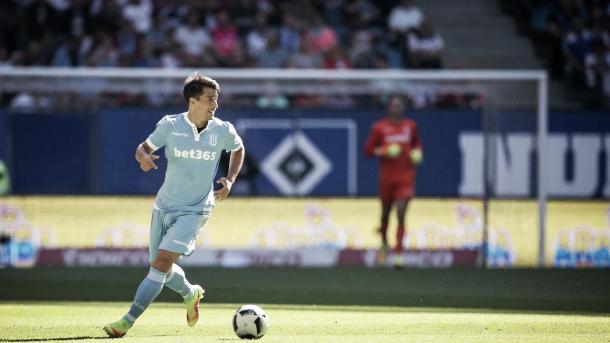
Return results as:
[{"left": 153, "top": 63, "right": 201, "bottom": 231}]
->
[
  {"left": 411, "top": 122, "right": 422, "bottom": 151},
  {"left": 145, "top": 116, "right": 170, "bottom": 151},
  {"left": 364, "top": 123, "right": 383, "bottom": 156},
  {"left": 223, "top": 122, "right": 243, "bottom": 152}
]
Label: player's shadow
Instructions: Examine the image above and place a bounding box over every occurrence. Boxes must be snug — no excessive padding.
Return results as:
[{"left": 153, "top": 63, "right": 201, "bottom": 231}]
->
[{"left": 0, "top": 336, "right": 110, "bottom": 342}]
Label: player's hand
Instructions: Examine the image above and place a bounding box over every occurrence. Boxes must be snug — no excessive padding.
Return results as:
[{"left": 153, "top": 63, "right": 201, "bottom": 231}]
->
[
  {"left": 410, "top": 148, "right": 423, "bottom": 166},
  {"left": 214, "top": 177, "right": 233, "bottom": 201},
  {"left": 139, "top": 154, "right": 160, "bottom": 172},
  {"left": 379, "top": 143, "right": 401, "bottom": 158}
]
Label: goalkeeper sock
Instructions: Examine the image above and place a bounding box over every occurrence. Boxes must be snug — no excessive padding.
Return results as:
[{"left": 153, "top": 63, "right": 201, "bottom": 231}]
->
[
  {"left": 165, "top": 264, "right": 194, "bottom": 299},
  {"left": 380, "top": 218, "right": 389, "bottom": 246},
  {"left": 395, "top": 224, "right": 405, "bottom": 253},
  {"left": 124, "top": 267, "right": 167, "bottom": 325}
]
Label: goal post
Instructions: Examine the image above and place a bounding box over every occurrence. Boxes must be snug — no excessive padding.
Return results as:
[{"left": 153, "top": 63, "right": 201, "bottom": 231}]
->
[{"left": 0, "top": 67, "right": 549, "bottom": 267}]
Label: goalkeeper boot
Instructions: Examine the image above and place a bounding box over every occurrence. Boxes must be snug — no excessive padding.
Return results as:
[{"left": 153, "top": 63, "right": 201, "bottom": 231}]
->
[
  {"left": 377, "top": 242, "right": 390, "bottom": 265},
  {"left": 103, "top": 318, "right": 132, "bottom": 338},
  {"left": 393, "top": 253, "right": 405, "bottom": 269},
  {"left": 185, "top": 285, "right": 205, "bottom": 327}
]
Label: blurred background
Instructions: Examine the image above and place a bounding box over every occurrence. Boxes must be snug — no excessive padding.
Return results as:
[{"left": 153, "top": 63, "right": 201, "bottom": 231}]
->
[{"left": 0, "top": 0, "right": 609, "bottom": 271}]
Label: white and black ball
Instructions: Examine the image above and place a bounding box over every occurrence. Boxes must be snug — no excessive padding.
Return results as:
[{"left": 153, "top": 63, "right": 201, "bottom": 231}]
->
[{"left": 232, "top": 304, "right": 269, "bottom": 339}]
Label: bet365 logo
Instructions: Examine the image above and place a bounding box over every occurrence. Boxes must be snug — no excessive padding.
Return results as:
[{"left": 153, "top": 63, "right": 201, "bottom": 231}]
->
[{"left": 174, "top": 147, "right": 217, "bottom": 160}]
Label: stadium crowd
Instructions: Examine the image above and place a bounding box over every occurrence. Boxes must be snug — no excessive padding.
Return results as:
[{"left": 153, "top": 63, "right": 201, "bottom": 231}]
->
[
  {"left": 0, "top": 0, "right": 456, "bottom": 109},
  {"left": 502, "top": 0, "right": 610, "bottom": 106},
  {"left": 0, "top": 0, "right": 443, "bottom": 71}
]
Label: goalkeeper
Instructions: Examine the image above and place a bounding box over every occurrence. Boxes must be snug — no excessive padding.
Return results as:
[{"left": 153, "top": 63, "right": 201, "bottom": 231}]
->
[{"left": 364, "top": 95, "right": 423, "bottom": 266}]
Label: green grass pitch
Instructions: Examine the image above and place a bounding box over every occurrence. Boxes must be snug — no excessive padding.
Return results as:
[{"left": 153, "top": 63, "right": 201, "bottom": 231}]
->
[
  {"left": 2, "top": 268, "right": 610, "bottom": 342},
  {"left": 1, "top": 302, "right": 609, "bottom": 342}
]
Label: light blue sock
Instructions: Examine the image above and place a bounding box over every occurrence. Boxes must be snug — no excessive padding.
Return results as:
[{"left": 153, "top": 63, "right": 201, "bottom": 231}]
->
[
  {"left": 123, "top": 267, "right": 167, "bottom": 325},
  {"left": 165, "top": 264, "right": 194, "bottom": 300}
]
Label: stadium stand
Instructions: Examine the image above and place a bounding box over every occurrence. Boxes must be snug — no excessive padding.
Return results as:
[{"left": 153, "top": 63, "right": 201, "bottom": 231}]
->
[
  {"left": 0, "top": 0, "right": 453, "bottom": 109},
  {"left": 500, "top": 0, "right": 610, "bottom": 108},
  {"left": 0, "top": 0, "right": 441, "bottom": 70},
  {"left": 2, "top": 0, "right": 607, "bottom": 108}
]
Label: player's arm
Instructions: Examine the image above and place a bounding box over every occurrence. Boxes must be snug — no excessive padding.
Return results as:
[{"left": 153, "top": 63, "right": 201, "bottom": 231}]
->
[
  {"left": 215, "top": 146, "right": 245, "bottom": 201},
  {"left": 364, "top": 124, "right": 385, "bottom": 157},
  {"left": 365, "top": 124, "right": 399, "bottom": 158},
  {"left": 135, "top": 141, "right": 160, "bottom": 172}
]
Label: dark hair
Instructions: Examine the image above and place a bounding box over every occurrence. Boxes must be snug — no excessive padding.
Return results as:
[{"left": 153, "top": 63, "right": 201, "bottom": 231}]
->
[
  {"left": 388, "top": 94, "right": 407, "bottom": 105},
  {"left": 183, "top": 72, "right": 220, "bottom": 104}
]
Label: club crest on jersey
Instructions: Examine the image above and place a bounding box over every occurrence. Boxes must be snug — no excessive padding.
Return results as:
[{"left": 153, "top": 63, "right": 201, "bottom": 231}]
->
[{"left": 208, "top": 134, "right": 218, "bottom": 146}]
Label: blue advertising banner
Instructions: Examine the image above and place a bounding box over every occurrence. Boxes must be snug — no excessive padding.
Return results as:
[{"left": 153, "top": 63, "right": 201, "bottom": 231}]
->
[
  {"left": 98, "top": 109, "right": 166, "bottom": 194},
  {"left": 8, "top": 112, "right": 92, "bottom": 194},
  {"left": 4, "top": 108, "right": 610, "bottom": 198}
]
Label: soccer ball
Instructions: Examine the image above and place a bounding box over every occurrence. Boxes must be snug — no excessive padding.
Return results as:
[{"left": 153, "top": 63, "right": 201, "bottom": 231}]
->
[{"left": 232, "top": 304, "right": 269, "bottom": 339}]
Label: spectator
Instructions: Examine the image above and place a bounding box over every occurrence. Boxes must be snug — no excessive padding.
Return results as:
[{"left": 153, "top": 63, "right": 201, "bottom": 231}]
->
[
  {"left": 212, "top": 10, "right": 239, "bottom": 60},
  {"left": 256, "top": 30, "right": 289, "bottom": 68},
  {"left": 10, "top": 92, "right": 37, "bottom": 111},
  {"left": 173, "top": 13, "right": 213, "bottom": 66},
  {"left": 344, "top": 0, "right": 383, "bottom": 32},
  {"left": 131, "top": 35, "right": 153, "bottom": 67},
  {"left": 122, "top": 0, "right": 152, "bottom": 34},
  {"left": 387, "top": 0, "right": 424, "bottom": 35},
  {"left": 564, "top": 16, "right": 596, "bottom": 87},
  {"left": 88, "top": 33, "right": 119, "bottom": 67},
  {"left": 279, "top": 12, "right": 302, "bottom": 54},
  {"left": 246, "top": 13, "right": 269, "bottom": 58},
  {"left": 224, "top": 41, "right": 254, "bottom": 68},
  {"left": 52, "top": 34, "right": 92, "bottom": 67},
  {"left": 287, "top": 34, "right": 322, "bottom": 68},
  {"left": 155, "top": 0, "right": 190, "bottom": 30},
  {"left": 231, "top": 0, "right": 258, "bottom": 33},
  {"left": 60, "top": 0, "right": 91, "bottom": 37},
  {"left": 407, "top": 20, "right": 444, "bottom": 69},
  {"left": 309, "top": 15, "right": 338, "bottom": 54},
  {"left": 548, "top": 0, "right": 584, "bottom": 33},
  {"left": 116, "top": 20, "right": 138, "bottom": 57},
  {"left": 584, "top": 41, "right": 610, "bottom": 98},
  {"left": 145, "top": 12, "right": 168, "bottom": 54},
  {"left": 256, "top": 81, "right": 289, "bottom": 109},
  {"left": 324, "top": 46, "right": 352, "bottom": 69},
  {"left": 157, "top": 42, "right": 182, "bottom": 68},
  {"left": 350, "top": 30, "right": 376, "bottom": 68}
]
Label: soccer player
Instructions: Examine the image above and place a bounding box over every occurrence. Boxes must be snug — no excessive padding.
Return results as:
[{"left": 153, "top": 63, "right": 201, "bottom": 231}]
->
[
  {"left": 103, "top": 72, "right": 244, "bottom": 338},
  {"left": 364, "top": 95, "right": 422, "bottom": 267}
]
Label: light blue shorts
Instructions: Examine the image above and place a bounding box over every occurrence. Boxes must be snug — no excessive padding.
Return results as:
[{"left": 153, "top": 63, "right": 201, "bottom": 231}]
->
[{"left": 149, "top": 209, "right": 210, "bottom": 263}]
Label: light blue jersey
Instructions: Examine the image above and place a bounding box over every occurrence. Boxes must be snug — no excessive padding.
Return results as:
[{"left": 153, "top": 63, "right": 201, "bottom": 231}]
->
[{"left": 146, "top": 112, "right": 243, "bottom": 214}]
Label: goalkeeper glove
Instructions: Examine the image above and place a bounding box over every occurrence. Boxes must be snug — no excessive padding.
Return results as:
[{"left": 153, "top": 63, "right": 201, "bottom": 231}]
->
[
  {"left": 381, "top": 143, "right": 402, "bottom": 158},
  {"left": 410, "top": 148, "right": 423, "bottom": 165}
]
